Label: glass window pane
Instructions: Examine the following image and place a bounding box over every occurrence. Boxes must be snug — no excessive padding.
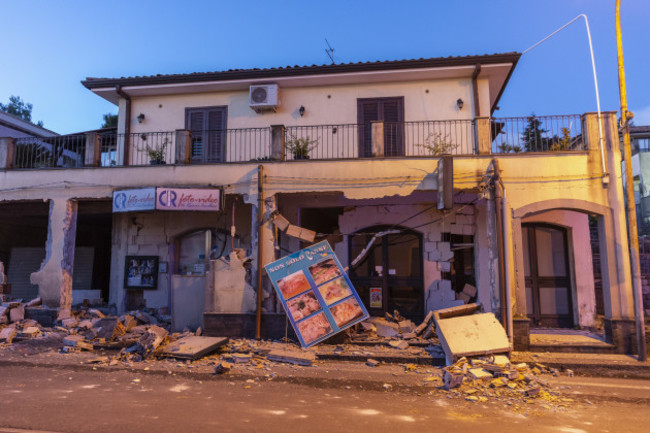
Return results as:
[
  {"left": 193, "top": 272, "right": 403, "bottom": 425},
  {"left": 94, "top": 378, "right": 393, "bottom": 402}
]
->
[
  {"left": 539, "top": 286, "right": 570, "bottom": 315},
  {"left": 386, "top": 233, "right": 420, "bottom": 277},
  {"left": 535, "top": 227, "right": 567, "bottom": 277}
]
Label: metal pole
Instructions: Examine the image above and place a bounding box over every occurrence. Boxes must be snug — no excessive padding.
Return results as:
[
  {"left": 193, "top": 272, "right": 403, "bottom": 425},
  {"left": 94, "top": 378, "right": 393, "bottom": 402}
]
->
[
  {"left": 256, "top": 164, "right": 264, "bottom": 340},
  {"left": 616, "top": 0, "right": 647, "bottom": 361}
]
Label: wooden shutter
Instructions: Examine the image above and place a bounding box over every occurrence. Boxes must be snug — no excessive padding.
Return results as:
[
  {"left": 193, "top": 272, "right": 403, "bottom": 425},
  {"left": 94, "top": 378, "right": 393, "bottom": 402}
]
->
[
  {"left": 186, "top": 107, "right": 227, "bottom": 163},
  {"left": 382, "top": 100, "right": 403, "bottom": 156},
  {"left": 188, "top": 111, "right": 205, "bottom": 160},
  {"left": 357, "top": 98, "right": 404, "bottom": 157},
  {"left": 206, "top": 109, "right": 225, "bottom": 162}
]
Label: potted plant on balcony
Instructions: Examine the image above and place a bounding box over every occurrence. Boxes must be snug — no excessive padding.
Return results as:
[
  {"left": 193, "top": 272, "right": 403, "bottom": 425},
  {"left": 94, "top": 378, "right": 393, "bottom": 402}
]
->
[
  {"left": 142, "top": 138, "right": 168, "bottom": 165},
  {"left": 286, "top": 134, "right": 318, "bottom": 160},
  {"left": 417, "top": 132, "right": 459, "bottom": 155}
]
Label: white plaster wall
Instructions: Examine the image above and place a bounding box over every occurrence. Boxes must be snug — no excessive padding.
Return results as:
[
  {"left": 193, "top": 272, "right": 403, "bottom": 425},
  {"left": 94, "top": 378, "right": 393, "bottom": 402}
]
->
[
  {"left": 128, "top": 78, "right": 475, "bottom": 136},
  {"left": 522, "top": 210, "right": 596, "bottom": 327}
]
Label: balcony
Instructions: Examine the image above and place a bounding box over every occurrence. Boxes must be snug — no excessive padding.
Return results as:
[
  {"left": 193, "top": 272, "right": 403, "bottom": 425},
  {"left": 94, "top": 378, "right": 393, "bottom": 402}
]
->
[{"left": 2, "top": 114, "right": 587, "bottom": 170}]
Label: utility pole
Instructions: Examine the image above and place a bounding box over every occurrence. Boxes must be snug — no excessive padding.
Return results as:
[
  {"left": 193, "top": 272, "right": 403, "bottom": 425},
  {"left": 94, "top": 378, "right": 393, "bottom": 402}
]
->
[{"left": 616, "top": 0, "right": 647, "bottom": 361}]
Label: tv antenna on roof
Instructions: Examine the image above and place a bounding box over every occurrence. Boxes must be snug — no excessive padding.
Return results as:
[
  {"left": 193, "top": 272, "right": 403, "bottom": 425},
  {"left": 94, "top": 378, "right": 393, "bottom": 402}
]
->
[{"left": 325, "top": 38, "right": 335, "bottom": 64}]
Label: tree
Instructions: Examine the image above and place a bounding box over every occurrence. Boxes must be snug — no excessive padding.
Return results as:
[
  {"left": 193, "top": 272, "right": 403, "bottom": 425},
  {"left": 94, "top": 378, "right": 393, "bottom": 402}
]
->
[
  {"left": 101, "top": 113, "right": 118, "bottom": 128},
  {"left": 0, "top": 95, "right": 43, "bottom": 127},
  {"left": 521, "top": 115, "right": 548, "bottom": 152}
]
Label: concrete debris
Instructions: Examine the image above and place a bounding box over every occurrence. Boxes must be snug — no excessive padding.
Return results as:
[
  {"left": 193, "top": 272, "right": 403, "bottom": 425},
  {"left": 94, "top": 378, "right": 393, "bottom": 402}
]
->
[
  {"left": 389, "top": 340, "right": 409, "bottom": 350},
  {"left": 26, "top": 297, "right": 42, "bottom": 307},
  {"left": 228, "top": 353, "right": 253, "bottom": 363},
  {"left": 266, "top": 349, "right": 316, "bottom": 366},
  {"left": 214, "top": 361, "right": 233, "bottom": 374},
  {"left": 17, "top": 326, "right": 40, "bottom": 339},
  {"left": 433, "top": 303, "right": 510, "bottom": 364},
  {"left": 366, "top": 358, "right": 380, "bottom": 367},
  {"left": 161, "top": 336, "right": 229, "bottom": 360},
  {"left": 0, "top": 326, "right": 17, "bottom": 343},
  {"left": 439, "top": 355, "right": 559, "bottom": 403},
  {"left": 95, "top": 318, "right": 126, "bottom": 341},
  {"left": 132, "top": 325, "right": 168, "bottom": 358},
  {"left": 9, "top": 304, "right": 25, "bottom": 323}
]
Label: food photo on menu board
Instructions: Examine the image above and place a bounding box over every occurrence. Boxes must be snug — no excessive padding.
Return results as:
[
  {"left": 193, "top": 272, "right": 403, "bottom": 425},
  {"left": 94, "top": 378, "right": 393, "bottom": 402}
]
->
[{"left": 265, "top": 241, "right": 369, "bottom": 348}]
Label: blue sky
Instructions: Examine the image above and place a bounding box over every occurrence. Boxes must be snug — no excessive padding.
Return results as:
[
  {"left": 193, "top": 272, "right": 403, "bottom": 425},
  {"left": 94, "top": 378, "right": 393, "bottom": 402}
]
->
[{"left": 1, "top": 0, "right": 648, "bottom": 134}]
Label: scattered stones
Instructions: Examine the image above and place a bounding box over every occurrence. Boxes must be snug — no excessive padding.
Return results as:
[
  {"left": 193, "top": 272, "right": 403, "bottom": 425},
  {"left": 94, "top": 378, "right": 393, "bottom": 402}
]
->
[{"left": 366, "top": 358, "right": 380, "bottom": 367}]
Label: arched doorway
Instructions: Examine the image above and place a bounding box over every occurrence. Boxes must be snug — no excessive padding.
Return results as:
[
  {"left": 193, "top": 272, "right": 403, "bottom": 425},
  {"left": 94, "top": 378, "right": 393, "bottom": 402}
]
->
[
  {"left": 522, "top": 223, "right": 574, "bottom": 327},
  {"left": 349, "top": 226, "right": 424, "bottom": 322}
]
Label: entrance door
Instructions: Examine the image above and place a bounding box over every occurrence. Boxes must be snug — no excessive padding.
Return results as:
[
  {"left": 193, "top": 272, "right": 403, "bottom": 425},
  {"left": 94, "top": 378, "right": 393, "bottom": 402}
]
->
[
  {"left": 522, "top": 224, "right": 574, "bottom": 327},
  {"left": 349, "top": 226, "right": 423, "bottom": 322},
  {"left": 358, "top": 97, "right": 404, "bottom": 157}
]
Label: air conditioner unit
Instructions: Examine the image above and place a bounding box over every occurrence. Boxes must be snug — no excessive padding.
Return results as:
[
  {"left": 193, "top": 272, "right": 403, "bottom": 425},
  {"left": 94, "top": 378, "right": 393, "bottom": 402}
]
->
[{"left": 249, "top": 84, "right": 279, "bottom": 112}]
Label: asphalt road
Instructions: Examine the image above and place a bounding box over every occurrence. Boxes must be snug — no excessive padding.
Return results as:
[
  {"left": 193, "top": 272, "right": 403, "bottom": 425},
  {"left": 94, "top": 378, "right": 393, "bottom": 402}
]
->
[{"left": 1, "top": 365, "right": 650, "bottom": 433}]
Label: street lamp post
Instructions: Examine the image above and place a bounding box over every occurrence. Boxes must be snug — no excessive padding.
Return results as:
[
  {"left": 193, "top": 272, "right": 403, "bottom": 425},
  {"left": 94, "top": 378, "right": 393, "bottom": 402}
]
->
[{"left": 616, "top": 0, "right": 647, "bottom": 362}]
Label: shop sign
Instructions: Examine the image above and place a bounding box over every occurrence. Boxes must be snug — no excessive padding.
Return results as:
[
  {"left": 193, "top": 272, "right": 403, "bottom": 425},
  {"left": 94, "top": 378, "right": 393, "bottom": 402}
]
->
[
  {"left": 156, "top": 188, "right": 221, "bottom": 211},
  {"left": 265, "top": 241, "right": 369, "bottom": 348},
  {"left": 113, "top": 188, "right": 156, "bottom": 213}
]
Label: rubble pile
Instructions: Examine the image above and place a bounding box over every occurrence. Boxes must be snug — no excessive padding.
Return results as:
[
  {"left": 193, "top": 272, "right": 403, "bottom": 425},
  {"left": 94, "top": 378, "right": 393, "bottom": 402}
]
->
[
  {"left": 350, "top": 310, "right": 437, "bottom": 346},
  {"left": 0, "top": 297, "right": 177, "bottom": 360},
  {"left": 439, "top": 355, "right": 565, "bottom": 404}
]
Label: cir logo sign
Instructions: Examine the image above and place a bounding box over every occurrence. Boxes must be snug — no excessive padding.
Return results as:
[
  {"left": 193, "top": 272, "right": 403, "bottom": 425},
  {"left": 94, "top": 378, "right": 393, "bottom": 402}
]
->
[
  {"left": 112, "top": 188, "right": 156, "bottom": 213},
  {"left": 156, "top": 188, "right": 221, "bottom": 211}
]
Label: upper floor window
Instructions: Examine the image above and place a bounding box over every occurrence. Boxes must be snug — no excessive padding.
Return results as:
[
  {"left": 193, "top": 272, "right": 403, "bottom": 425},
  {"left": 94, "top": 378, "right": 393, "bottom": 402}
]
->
[
  {"left": 186, "top": 106, "right": 228, "bottom": 163},
  {"left": 357, "top": 97, "right": 404, "bottom": 157}
]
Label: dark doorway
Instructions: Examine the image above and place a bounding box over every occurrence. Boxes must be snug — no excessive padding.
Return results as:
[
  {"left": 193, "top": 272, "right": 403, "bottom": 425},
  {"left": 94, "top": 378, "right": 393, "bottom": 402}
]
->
[
  {"left": 522, "top": 224, "right": 574, "bottom": 328},
  {"left": 358, "top": 97, "right": 404, "bottom": 157},
  {"left": 349, "top": 226, "right": 424, "bottom": 322},
  {"left": 76, "top": 201, "right": 113, "bottom": 302}
]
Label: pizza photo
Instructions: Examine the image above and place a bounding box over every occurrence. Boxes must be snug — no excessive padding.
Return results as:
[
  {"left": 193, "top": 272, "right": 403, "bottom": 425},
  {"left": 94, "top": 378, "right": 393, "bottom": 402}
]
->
[
  {"left": 330, "top": 297, "right": 365, "bottom": 327},
  {"left": 286, "top": 291, "right": 321, "bottom": 321},
  {"left": 318, "top": 277, "right": 353, "bottom": 305},
  {"left": 276, "top": 270, "right": 311, "bottom": 300},
  {"left": 308, "top": 258, "right": 342, "bottom": 285},
  {"left": 297, "top": 312, "right": 333, "bottom": 344}
]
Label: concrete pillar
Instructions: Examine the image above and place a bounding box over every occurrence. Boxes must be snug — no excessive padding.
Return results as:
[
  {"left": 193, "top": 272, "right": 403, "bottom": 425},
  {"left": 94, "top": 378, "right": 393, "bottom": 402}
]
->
[
  {"left": 271, "top": 125, "right": 285, "bottom": 161},
  {"left": 175, "top": 129, "right": 192, "bottom": 164},
  {"left": 371, "top": 121, "right": 384, "bottom": 157},
  {"left": 84, "top": 132, "right": 101, "bottom": 167},
  {"left": 475, "top": 117, "right": 491, "bottom": 155},
  {"left": 30, "top": 199, "right": 78, "bottom": 313},
  {"left": 0, "top": 137, "right": 16, "bottom": 169}
]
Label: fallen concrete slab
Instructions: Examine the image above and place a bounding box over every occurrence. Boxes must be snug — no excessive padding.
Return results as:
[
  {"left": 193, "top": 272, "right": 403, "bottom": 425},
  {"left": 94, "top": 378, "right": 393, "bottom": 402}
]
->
[
  {"left": 161, "top": 336, "right": 229, "bottom": 360},
  {"left": 433, "top": 304, "right": 510, "bottom": 364},
  {"left": 266, "top": 349, "right": 316, "bottom": 366}
]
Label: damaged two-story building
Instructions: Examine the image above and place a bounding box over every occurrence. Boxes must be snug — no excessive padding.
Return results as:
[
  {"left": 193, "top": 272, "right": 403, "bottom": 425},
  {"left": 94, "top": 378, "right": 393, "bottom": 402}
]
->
[{"left": 0, "top": 52, "right": 642, "bottom": 354}]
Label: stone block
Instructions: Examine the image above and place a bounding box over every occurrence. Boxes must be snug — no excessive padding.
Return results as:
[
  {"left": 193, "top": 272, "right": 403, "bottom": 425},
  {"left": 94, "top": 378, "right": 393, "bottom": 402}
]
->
[
  {"left": 0, "top": 326, "right": 17, "bottom": 343},
  {"left": 25, "top": 307, "right": 58, "bottom": 327},
  {"left": 18, "top": 327, "right": 40, "bottom": 339},
  {"left": 95, "top": 318, "right": 126, "bottom": 340},
  {"left": 62, "top": 318, "right": 78, "bottom": 329},
  {"left": 9, "top": 304, "right": 25, "bottom": 323}
]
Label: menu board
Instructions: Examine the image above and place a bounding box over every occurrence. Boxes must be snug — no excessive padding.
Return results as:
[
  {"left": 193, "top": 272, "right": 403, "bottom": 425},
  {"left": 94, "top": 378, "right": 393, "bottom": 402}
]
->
[{"left": 265, "top": 241, "right": 369, "bottom": 348}]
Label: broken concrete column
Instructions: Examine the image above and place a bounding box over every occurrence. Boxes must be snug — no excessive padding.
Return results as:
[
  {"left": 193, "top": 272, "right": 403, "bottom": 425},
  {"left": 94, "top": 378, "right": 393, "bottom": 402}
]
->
[
  {"left": 30, "top": 198, "right": 78, "bottom": 311},
  {"left": 205, "top": 250, "right": 256, "bottom": 313}
]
